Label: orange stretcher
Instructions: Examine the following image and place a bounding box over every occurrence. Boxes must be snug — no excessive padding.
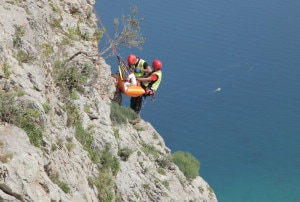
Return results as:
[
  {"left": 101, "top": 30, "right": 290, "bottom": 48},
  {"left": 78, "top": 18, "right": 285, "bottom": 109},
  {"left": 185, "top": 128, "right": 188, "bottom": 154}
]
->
[{"left": 117, "top": 76, "right": 145, "bottom": 97}]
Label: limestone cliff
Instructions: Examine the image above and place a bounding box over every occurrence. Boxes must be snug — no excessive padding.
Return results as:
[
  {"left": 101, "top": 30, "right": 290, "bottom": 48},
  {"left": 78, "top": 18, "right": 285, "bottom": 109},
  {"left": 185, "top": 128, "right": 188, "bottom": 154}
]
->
[{"left": 0, "top": 0, "right": 217, "bottom": 201}]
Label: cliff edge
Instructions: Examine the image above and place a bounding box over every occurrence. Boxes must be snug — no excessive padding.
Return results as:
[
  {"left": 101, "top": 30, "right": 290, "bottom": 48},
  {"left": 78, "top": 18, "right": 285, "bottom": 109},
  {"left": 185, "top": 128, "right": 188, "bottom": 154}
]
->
[{"left": 0, "top": 0, "right": 217, "bottom": 201}]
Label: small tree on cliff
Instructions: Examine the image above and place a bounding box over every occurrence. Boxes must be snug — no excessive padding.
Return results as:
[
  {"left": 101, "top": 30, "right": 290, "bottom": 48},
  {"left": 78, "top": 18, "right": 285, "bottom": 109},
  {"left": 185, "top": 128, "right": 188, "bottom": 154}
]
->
[{"left": 99, "top": 6, "right": 145, "bottom": 57}]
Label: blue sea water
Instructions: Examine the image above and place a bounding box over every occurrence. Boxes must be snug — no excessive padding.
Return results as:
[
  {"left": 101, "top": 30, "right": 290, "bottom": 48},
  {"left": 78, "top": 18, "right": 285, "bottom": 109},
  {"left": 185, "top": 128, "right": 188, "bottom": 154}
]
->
[{"left": 95, "top": 1, "right": 300, "bottom": 201}]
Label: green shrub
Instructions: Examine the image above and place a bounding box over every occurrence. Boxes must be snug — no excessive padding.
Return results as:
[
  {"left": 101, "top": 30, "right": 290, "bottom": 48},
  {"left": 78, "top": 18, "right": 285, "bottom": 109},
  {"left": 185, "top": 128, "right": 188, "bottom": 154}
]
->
[
  {"left": 66, "top": 26, "right": 89, "bottom": 41},
  {"left": 0, "top": 91, "right": 19, "bottom": 123},
  {"left": 0, "top": 90, "right": 43, "bottom": 148},
  {"left": 66, "top": 142, "right": 75, "bottom": 152},
  {"left": 61, "top": 37, "right": 71, "bottom": 45},
  {"left": 57, "top": 139, "right": 64, "bottom": 149},
  {"left": 42, "top": 103, "right": 51, "bottom": 114},
  {"left": 49, "top": 15, "right": 62, "bottom": 29},
  {"left": 156, "top": 156, "right": 172, "bottom": 168},
  {"left": 70, "top": 90, "right": 79, "bottom": 100},
  {"left": 16, "top": 108, "right": 43, "bottom": 148},
  {"left": 110, "top": 102, "right": 136, "bottom": 125},
  {"left": 172, "top": 151, "right": 200, "bottom": 179},
  {"left": 86, "top": 145, "right": 121, "bottom": 201},
  {"left": 94, "top": 168, "right": 115, "bottom": 202},
  {"left": 100, "top": 144, "right": 120, "bottom": 175},
  {"left": 2, "top": 63, "right": 11, "bottom": 78},
  {"left": 50, "top": 176, "right": 70, "bottom": 193},
  {"left": 65, "top": 102, "right": 80, "bottom": 127},
  {"left": 15, "top": 50, "right": 33, "bottom": 63},
  {"left": 13, "top": 25, "right": 25, "bottom": 48},
  {"left": 49, "top": 2, "right": 61, "bottom": 14},
  {"left": 162, "top": 180, "right": 170, "bottom": 190},
  {"left": 143, "top": 184, "right": 150, "bottom": 190},
  {"left": 53, "top": 61, "right": 80, "bottom": 93},
  {"left": 141, "top": 143, "right": 159, "bottom": 160},
  {"left": 40, "top": 43, "right": 53, "bottom": 57},
  {"left": 75, "top": 123, "right": 98, "bottom": 163},
  {"left": 15, "top": 25, "right": 26, "bottom": 37},
  {"left": 113, "top": 128, "right": 119, "bottom": 139},
  {"left": 58, "top": 181, "right": 70, "bottom": 193},
  {"left": 53, "top": 61, "right": 95, "bottom": 97},
  {"left": 15, "top": 86, "right": 25, "bottom": 97},
  {"left": 87, "top": 144, "right": 120, "bottom": 201},
  {"left": 157, "top": 168, "right": 166, "bottom": 175},
  {"left": 118, "top": 147, "right": 132, "bottom": 161},
  {"left": 94, "top": 28, "right": 105, "bottom": 42},
  {"left": 51, "top": 143, "right": 57, "bottom": 152},
  {"left": 66, "top": 28, "right": 77, "bottom": 40},
  {"left": 84, "top": 104, "right": 90, "bottom": 113}
]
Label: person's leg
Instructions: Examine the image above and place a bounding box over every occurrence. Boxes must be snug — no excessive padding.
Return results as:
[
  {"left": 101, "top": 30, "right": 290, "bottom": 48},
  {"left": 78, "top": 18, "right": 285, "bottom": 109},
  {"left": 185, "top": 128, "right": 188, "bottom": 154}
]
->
[
  {"left": 129, "top": 96, "right": 142, "bottom": 124},
  {"left": 130, "top": 96, "right": 142, "bottom": 113},
  {"left": 112, "top": 87, "right": 122, "bottom": 105},
  {"left": 124, "top": 82, "right": 130, "bottom": 91}
]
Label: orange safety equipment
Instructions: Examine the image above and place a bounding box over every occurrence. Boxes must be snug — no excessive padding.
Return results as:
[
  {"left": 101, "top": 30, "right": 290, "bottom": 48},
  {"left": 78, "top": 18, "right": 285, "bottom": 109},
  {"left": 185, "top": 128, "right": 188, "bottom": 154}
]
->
[
  {"left": 152, "top": 60, "right": 162, "bottom": 69},
  {"left": 128, "top": 54, "right": 137, "bottom": 65}
]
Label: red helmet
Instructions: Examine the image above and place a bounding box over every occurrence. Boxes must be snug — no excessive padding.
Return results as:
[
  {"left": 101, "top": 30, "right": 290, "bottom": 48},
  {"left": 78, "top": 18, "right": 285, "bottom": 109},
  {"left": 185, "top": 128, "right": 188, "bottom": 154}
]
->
[
  {"left": 128, "top": 54, "right": 137, "bottom": 65},
  {"left": 152, "top": 60, "right": 162, "bottom": 69}
]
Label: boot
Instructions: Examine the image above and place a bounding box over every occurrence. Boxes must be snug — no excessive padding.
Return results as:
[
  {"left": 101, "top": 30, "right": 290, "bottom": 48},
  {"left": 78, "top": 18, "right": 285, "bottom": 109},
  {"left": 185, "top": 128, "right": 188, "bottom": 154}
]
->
[{"left": 129, "top": 112, "right": 141, "bottom": 124}]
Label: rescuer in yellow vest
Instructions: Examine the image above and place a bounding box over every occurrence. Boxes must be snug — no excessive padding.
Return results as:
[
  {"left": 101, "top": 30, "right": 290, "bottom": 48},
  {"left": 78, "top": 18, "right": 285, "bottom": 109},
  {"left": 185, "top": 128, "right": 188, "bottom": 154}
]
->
[
  {"left": 127, "top": 54, "right": 152, "bottom": 77},
  {"left": 129, "top": 59, "right": 163, "bottom": 124}
]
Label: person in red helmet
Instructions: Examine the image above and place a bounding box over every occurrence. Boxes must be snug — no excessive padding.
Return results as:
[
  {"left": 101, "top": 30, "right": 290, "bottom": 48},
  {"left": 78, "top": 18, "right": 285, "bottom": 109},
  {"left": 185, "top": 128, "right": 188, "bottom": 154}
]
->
[
  {"left": 127, "top": 54, "right": 152, "bottom": 77},
  {"left": 129, "top": 59, "right": 163, "bottom": 124}
]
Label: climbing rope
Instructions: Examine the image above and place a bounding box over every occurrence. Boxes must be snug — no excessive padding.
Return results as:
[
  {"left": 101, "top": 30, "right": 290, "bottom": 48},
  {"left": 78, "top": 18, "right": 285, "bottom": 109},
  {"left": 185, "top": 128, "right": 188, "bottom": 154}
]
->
[
  {"left": 76, "top": 1, "right": 133, "bottom": 95},
  {"left": 92, "top": 6, "right": 118, "bottom": 56}
]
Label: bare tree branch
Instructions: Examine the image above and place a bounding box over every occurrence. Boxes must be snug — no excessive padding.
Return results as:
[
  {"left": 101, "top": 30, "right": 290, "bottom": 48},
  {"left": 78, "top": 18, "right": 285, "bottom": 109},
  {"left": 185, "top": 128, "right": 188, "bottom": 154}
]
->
[{"left": 99, "top": 6, "right": 145, "bottom": 56}]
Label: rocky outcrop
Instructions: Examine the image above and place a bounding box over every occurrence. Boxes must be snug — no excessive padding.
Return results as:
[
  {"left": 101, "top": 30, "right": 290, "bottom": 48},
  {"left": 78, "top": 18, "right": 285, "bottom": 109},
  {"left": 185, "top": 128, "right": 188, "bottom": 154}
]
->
[{"left": 0, "top": 0, "right": 217, "bottom": 201}]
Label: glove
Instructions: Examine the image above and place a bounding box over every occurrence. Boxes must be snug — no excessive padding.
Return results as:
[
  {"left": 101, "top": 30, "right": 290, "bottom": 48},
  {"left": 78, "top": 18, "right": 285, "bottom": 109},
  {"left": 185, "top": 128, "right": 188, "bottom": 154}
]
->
[
  {"left": 135, "top": 68, "right": 141, "bottom": 73},
  {"left": 145, "top": 88, "right": 153, "bottom": 95}
]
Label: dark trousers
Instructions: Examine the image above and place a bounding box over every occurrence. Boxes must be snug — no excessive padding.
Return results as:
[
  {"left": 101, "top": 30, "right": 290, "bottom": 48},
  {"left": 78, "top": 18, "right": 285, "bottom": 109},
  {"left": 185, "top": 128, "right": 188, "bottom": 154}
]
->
[{"left": 130, "top": 96, "right": 143, "bottom": 114}]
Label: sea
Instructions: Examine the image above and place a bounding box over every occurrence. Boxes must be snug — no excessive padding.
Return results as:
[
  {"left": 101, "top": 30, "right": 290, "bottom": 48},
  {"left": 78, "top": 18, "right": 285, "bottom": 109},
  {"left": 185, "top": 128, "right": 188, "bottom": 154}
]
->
[{"left": 95, "top": 1, "right": 300, "bottom": 201}]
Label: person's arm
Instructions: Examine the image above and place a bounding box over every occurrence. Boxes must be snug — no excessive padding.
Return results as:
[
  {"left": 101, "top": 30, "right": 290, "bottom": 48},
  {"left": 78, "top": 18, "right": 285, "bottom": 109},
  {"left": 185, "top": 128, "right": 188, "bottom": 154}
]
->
[
  {"left": 137, "top": 77, "right": 151, "bottom": 82},
  {"left": 142, "top": 62, "right": 152, "bottom": 73},
  {"left": 137, "top": 74, "right": 158, "bottom": 82},
  {"left": 130, "top": 74, "right": 137, "bottom": 85}
]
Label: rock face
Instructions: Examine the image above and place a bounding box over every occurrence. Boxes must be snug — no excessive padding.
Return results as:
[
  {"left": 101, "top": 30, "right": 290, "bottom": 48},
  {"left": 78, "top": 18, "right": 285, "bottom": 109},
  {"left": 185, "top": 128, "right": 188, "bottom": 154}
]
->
[{"left": 0, "top": 0, "right": 217, "bottom": 202}]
